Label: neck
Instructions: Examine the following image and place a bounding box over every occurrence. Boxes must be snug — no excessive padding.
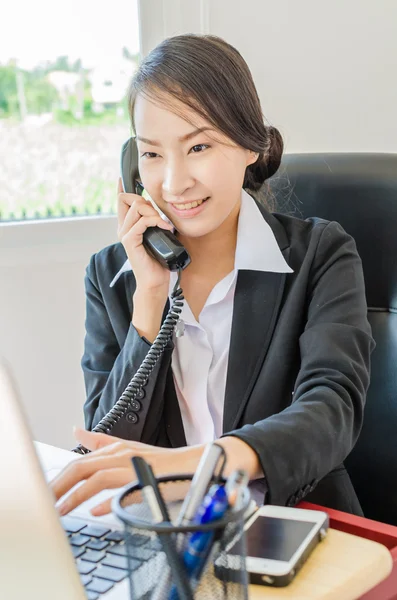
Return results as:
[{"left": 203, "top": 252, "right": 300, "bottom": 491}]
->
[{"left": 178, "top": 199, "right": 240, "bottom": 275}]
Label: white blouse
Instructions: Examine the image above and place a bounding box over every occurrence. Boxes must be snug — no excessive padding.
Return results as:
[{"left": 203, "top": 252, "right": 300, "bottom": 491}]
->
[{"left": 110, "top": 189, "right": 293, "bottom": 445}]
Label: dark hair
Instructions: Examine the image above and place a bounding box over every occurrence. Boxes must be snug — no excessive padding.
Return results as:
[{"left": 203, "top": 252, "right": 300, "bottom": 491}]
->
[{"left": 127, "top": 34, "right": 283, "bottom": 205}]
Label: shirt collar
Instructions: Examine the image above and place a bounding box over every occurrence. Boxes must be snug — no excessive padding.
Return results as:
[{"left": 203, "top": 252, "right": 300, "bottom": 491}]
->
[
  {"left": 109, "top": 189, "right": 292, "bottom": 288},
  {"left": 235, "top": 189, "right": 293, "bottom": 273}
]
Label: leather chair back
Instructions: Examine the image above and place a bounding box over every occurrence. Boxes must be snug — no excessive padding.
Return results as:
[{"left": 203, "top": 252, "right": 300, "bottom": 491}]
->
[{"left": 268, "top": 153, "right": 397, "bottom": 525}]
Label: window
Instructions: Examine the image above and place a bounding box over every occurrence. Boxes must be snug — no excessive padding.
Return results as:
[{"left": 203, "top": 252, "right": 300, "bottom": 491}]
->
[{"left": 0, "top": 0, "right": 140, "bottom": 221}]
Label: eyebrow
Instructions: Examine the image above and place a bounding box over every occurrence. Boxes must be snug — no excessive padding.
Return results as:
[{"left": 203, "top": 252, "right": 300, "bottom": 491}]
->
[{"left": 136, "top": 127, "right": 214, "bottom": 147}]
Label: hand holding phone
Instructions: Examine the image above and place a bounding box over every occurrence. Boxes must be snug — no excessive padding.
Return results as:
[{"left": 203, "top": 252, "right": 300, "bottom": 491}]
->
[
  {"left": 120, "top": 137, "right": 191, "bottom": 272},
  {"left": 117, "top": 137, "right": 191, "bottom": 342},
  {"left": 117, "top": 177, "right": 174, "bottom": 294}
]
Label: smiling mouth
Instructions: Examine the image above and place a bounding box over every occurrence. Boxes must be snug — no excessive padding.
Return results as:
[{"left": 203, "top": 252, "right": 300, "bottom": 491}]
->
[{"left": 171, "top": 197, "right": 210, "bottom": 211}]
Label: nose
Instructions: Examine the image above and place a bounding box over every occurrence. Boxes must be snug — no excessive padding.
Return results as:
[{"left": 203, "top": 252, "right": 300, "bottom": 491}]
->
[{"left": 162, "top": 158, "right": 194, "bottom": 199}]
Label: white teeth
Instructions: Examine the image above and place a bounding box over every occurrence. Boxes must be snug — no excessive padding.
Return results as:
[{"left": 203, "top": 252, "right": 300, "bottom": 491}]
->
[{"left": 175, "top": 198, "right": 206, "bottom": 211}]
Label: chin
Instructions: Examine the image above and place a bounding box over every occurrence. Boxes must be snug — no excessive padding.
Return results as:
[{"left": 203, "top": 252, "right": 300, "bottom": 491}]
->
[
  {"left": 177, "top": 227, "right": 209, "bottom": 239},
  {"left": 175, "top": 221, "right": 215, "bottom": 238}
]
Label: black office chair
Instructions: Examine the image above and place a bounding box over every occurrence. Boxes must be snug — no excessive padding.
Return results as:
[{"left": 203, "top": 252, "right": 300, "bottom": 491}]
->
[{"left": 267, "top": 153, "right": 397, "bottom": 526}]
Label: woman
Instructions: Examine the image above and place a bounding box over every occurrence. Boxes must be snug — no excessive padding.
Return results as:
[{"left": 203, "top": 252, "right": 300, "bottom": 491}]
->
[{"left": 52, "top": 34, "right": 374, "bottom": 517}]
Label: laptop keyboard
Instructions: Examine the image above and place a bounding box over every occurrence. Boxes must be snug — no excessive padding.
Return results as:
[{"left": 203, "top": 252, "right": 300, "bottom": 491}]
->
[{"left": 61, "top": 515, "right": 153, "bottom": 600}]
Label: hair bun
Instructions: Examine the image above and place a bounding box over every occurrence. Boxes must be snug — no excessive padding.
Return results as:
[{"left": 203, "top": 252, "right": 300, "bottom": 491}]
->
[
  {"left": 244, "top": 125, "right": 284, "bottom": 191},
  {"left": 266, "top": 126, "right": 284, "bottom": 179}
]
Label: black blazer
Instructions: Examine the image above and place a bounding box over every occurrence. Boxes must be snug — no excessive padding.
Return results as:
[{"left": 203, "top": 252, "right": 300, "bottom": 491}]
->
[{"left": 82, "top": 202, "right": 375, "bottom": 515}]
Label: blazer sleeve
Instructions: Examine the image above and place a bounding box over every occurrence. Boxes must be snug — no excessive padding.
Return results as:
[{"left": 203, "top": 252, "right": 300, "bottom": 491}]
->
[
  {"left": 225, "top": 221, "right": 375, "bottom": 506},
  {"left": 81, "top": 252, "right": 173, "bottom": 439}
]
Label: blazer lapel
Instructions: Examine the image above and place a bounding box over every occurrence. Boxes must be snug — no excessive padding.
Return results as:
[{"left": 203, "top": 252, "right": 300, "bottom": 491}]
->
[
  {"left": 158, "top": 299, "right": 188, "bottom": 448},
  {"left": 223, "top": 210, "right": 291, "bottom": 433},
  {"left": 163, "top": 367, "right": 187, "bottom": 448}
]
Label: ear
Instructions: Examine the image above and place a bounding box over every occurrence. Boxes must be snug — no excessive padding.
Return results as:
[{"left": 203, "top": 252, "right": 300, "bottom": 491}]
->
[{"left": 245, "top": 150, "right": 259, "bottom": 168}]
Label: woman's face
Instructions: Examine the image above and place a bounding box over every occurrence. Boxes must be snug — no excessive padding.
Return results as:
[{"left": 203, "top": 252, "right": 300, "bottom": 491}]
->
[{"left": 134, "top": 92, "right": 258, "bottom": 239}]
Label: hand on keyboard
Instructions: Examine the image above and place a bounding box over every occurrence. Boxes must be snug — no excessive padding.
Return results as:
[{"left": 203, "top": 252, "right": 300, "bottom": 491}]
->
[{"left": 50, "top": 427, "right": 204, "bottom": 516}]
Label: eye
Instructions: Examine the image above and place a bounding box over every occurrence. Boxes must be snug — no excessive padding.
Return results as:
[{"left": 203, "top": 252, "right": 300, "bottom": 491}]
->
[
  {"left": 141, "top": 152, "right": 159, "bottom": 159},
  {"left": 189, "top": 144, "right": 209, "bottom": 154}
]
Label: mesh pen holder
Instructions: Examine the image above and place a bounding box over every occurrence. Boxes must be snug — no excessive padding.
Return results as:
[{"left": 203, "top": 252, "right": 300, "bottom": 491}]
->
[{"left": 112, "top": 474, "right": 250, "bottom": 600}]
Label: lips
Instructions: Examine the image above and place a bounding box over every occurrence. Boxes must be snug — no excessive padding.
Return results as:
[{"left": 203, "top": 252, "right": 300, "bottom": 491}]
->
[
  {"left": 168, "top": 196, "right": 210, "bottom": 218},
  {"left": 171, "top": 197, "right": 210, "bottom": 211}
]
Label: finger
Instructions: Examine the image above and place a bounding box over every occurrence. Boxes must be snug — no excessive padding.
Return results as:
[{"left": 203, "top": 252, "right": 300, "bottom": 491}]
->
[
  {"left": 90, "top": 496, "right": 116, "bottom": 516},
  {"left": 73, "top": 427, "right": 120, "bottom": 451},
  {"left": 57, "top": 468, "right": 133, "bottom": 516},
  {"left": 117, "top": 186, "right": 139, "bottom": 231},
  {"left": 51, "top": 449, "right": 134, "bottom": 501},
  {"left": 118, "top": 201, "right": 159, "bottom": 241},
  {"left": 121, "top": 215, "right": 174, "bottom": 248},
  {"left": 117, "top": 177, "right": 124, "bottom": 194},
  {"left": 75, "top": 429, "right": 148, "bottom": 457},
  {"left": 117, "top": 195, "right": 132, "bottom": 231}
]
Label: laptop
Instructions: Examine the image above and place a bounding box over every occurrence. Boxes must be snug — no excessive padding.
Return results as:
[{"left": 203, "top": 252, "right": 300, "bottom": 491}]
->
[{"left": 0, "top": 360, "right": 145, "bottom": 600}]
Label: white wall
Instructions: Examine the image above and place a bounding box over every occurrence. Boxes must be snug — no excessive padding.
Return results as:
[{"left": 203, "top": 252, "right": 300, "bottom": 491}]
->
[
  {"left": 140, "top": 0, "right": 397, "bottom": 153},
  {"left": 0, "top": 217, "right": 117, "bottom": 448},
  {"left": 1, "top": 0, "right": 396, "bottom": 449}
]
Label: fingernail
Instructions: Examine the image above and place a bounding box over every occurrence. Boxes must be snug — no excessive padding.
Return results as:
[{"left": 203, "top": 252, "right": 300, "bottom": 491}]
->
[
  {"left": 91, "top": 505, "right": 104, "bottom": 516},
  {"left": 58, "top": 502, "right": 69, "bottom": 516}
]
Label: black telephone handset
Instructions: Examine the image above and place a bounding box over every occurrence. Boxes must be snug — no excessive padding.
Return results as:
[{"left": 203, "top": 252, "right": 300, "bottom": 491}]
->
[
  {"left": 120, "top": 137, "right": 191, "bottom": 271},
  {"left": 72, "top": 138, "right": 188, "bottom": 454}
]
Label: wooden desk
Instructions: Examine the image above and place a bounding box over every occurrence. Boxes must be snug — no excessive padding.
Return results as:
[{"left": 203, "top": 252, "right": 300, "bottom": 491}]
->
[
  {"left": 35, "top": 443, "right": 393, "bottom": 600},
  {"left": 249, "top": 527, "right": 392, "bottom": 600}
]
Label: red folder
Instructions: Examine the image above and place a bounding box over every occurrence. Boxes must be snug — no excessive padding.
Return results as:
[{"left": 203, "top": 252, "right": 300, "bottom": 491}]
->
[{"left": 298, "top": 501, "right": 397, "bottom": 600}]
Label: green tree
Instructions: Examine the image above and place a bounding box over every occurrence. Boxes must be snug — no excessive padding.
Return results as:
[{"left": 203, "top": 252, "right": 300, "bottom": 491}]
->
[
  {"left": 0, "top": 64, "right": 18, "bottom": 117},
  {"left": 46, "top": 55, "right": 80, "bottom": 73},
  {"left": 24, "top": 74, "right": 59, "bottom": 114}
]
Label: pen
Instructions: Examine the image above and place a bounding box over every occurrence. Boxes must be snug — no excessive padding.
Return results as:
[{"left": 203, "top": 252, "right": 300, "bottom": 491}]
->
[
  {"left": 183, "top": 484, "right": 229, "bottom": 576},
  {"left": 176, "top": 442, "right": 226, "bottom": 526},
  {"left": 157, "top": 443, "right": 226, "bottom": 600},
  {"left": 225, "top": 469, "right": 249, "bottom": 512},
  {"left": 131, "top": 457, "right": 193, "bottom": 600},
  {"left": 132, "top": 456, "right": 170, "bottom": 522},
  {"left": 169, "top": 484, "right": 229, "bottom": 600}
]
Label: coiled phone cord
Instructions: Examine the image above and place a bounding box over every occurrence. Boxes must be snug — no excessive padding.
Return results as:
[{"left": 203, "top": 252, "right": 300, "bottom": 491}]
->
[{"left": 72, "top": 268, "right": 184, "bottom": 455}]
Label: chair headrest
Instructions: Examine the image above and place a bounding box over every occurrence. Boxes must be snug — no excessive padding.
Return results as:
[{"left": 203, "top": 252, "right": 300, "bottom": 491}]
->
[{"left": 268, "top": 153, "right": 397, "bottom": 310}]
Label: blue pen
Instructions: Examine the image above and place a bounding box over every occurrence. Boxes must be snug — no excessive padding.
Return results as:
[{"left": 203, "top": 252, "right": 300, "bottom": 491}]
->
[
  {"left": 184, "top": 485, "right": 228, "bottom": 575},
  {"left": 169, "top": 485, "right": 229, "bottom": 600}
]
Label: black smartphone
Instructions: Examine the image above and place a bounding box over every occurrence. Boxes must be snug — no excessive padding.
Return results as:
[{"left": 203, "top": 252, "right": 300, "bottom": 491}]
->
[{"left": 120, "top": 137, "right": 191, "bottom": 271}]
